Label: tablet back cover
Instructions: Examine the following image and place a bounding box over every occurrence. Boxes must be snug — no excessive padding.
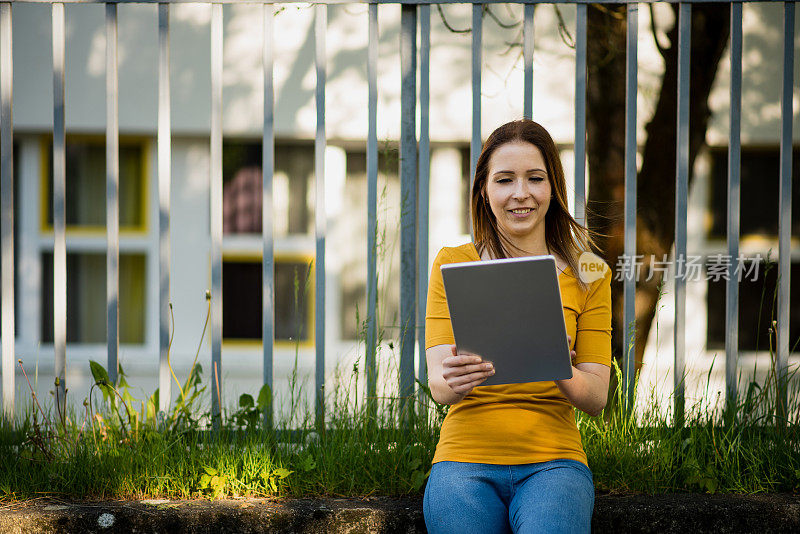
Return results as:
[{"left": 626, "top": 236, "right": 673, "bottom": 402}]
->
[{"left": 440, "top": 255, "right": 572, "bottom": 385}]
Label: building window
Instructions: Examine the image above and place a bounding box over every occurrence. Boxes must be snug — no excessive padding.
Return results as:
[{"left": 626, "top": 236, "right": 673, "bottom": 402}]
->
[
  {"left": 222, "top": 256, "right": 313, "bottom": 343},
  {"left": 43, "top": 136, "right": 147, "bottom": 232},
  {"left": 706, "top": 258, "right": 800, "bottom": 352},
  {"left": 0, "top": 142, "right": 20, "bottom": 336},
  {"left": 338, "top": 146, "right": 402, "bottom": 340},
  {"left": 41, "top": 252, "right": 147, "bottom": 344},
  {"left": 222, "top": 140, "right": 314, "bottom": 236},
  {"left": 708, "top": 146, "right": 800, "bottom": 237}
]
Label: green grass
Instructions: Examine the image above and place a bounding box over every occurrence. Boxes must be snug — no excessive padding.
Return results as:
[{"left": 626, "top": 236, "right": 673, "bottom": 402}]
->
[
  {"left": 0, "top": 354, "right": 439, "bottom": 501},
  {"left": 581, "top": 361, "right": 800, "bottom": 494},
  {"left": 2, "top": 223, "right": 798, "bottom": 500},
  {"left": 0, "top": 351, "right": 798, "bottom": 502}
]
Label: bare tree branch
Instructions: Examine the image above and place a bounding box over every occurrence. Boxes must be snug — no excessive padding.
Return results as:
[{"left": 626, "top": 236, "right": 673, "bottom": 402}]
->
[
  {"left": 485, "top": 5, "right": 520, "bottom": 30},
  {"left": 553, "top": 5, "right": 575, "bottom": 49},
  {"left": 436, "top": 3, "right": 470, "bottom": 34}
]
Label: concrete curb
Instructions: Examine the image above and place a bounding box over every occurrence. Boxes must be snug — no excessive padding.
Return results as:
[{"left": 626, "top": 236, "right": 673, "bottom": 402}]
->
[{"left": 0, "top": 493, "right": 797, "bottom": 533}]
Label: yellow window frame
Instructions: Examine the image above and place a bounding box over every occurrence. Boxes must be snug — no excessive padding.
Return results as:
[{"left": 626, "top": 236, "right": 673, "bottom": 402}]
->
[
  {"left": 221, "top": 251, "right": 315, "bottom": 350},
  {"left": 39, "top": 133, "right": 150, "bottom": 236}
]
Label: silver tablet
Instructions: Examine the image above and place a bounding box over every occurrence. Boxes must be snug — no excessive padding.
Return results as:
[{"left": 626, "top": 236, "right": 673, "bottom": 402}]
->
[{"left": 440, "top": 254, "right": 572, "bottom": 386}]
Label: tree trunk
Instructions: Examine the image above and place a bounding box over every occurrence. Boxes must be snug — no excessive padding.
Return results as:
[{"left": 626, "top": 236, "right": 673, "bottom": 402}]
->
[{"left": 586, "top": 4, "right": 731, "bottom": 383}]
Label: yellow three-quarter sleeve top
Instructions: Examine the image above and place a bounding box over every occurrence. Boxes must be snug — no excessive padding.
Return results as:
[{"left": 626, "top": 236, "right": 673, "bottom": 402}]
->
[{"left": 425, "top": 242, "right": 613, "bottom": 466}]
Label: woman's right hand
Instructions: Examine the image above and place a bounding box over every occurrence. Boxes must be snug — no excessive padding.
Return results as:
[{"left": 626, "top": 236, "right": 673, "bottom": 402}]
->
[{"left": 441, "top": 345, "right": 495, "bottom": 398}]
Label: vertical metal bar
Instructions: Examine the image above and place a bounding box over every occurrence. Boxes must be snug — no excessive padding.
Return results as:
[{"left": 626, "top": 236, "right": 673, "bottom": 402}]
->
[
  {"left": 674, "top": 2, "right": 691, "bottom": 426},
  {"left": 366, "top": 1, "right": 378, "bottom": 415},
  {"left": 210, "top": 2, "right": 223, "bottom": 426},
  {"left": 262, "top": 2, "right": 275, "bottom": 428},
  {"left": 0, "top": 1, "right": 13, "bottom": 419},
  {"left": 417, "top": 3, "right": 430, "bottom": 394},
  {"left": 52, "top": 2, "right": 67, "bottom": 415},
  {"left": 106, "top": 2, "right": 119, "bottom": 386},
  {"left": 314, "top": 3, "right": 326, "bottom": 430},
  {"left": 470, "top": 3, "right": 481, "bottom": 186},
  {"left": 574, "top": 3, "right": 587, "bottom": 226},
  {"left": 523, "top": 3, "right": 534, "bottom": 120},
  {"left": 623, "top": 2, "right": 638, "bottom": 407},
  {"left": 726, "top": 2, "right": 742, "bottom": 409},
  {"left": 157, "top": 2, "right": 171, "bottom": 414},
  {"left": 399, "top": 3, "right": 417, "bottom": 419},
  {"left": 777, "top": 1, "right": 795, "bottom": 422}
]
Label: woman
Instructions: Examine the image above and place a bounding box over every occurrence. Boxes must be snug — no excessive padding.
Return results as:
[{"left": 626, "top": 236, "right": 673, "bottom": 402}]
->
[{"left": 423, "top": 119, "right": 612, "bottom": 534}]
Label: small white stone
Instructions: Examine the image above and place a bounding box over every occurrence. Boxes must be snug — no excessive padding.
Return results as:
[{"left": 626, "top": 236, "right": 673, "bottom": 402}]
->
[{"left": 97, "top": 513, "right": 115, "bottom": 528}]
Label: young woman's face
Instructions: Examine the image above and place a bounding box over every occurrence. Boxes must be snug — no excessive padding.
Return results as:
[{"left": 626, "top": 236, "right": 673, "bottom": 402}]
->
[{"left": 484, "top": 141, "right": 551, "bottom": 241}]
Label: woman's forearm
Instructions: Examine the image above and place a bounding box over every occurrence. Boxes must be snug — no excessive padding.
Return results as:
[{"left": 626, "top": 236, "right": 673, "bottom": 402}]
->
[
  {"left": 555, "top": 367, "right": 608, "bottom": 416},
  {"left": 429, "top": 376, "right": 466, "bottom": 405}
]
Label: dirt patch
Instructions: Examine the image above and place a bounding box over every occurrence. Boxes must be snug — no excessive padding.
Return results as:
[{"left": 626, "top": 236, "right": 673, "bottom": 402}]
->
[
  {"left": 0, "top": 493, "right": 797, "bottom": 533},
  {"left": 0, "top": 496, "right": 425, "bottom": 534},
  {"left": 593, "top": 493, "right": 800, "bottom": 533}
]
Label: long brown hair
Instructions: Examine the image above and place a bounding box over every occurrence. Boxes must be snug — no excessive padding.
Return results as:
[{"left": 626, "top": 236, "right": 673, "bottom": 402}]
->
[{"left": 471, "top": 119, "right": 601, "bottom": 291}]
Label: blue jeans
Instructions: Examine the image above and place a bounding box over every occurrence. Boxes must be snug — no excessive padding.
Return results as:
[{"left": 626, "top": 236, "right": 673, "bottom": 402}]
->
[{"left": 423, "top": 459, "right": 594, "bottom": 534}]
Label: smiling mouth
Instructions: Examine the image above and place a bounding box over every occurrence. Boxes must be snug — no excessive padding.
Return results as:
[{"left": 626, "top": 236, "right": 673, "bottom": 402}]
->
[{"left": 509, "top": 208, "right": 534, "bottom": 214}]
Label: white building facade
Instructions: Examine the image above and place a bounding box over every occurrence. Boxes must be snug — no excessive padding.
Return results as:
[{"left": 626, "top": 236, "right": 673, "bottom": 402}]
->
[{"left": 2, "top": 1, "right": 800, "bottom": 419}]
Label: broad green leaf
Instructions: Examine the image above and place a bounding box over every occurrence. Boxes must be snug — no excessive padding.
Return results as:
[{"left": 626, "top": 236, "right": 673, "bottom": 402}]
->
[
  {"left": 300, "top": 455, "right": 316, "bottom": 472},
  {"left": 122, "top": 389, "right": 137, "bottom": 408},
  {"left": 273, "top": 468, "right": 292, "bottom": 479},
  {"left": 239, "top": 394, "right": 254, "bottom": 409},
  {"left": 257, "top": 384, "right": 272, "bottom": 410},
  {"left": 89, "top": 360, "right": 111, "bottom": 385},
  {"left": 118, "top": 365, "right": 131, "bottom": 388},
  {"left": 98, "top": 383, "right": 115, "bottom": 405},
  {"left": 147, "top": 389, "right": 159, "bottom": 421}
]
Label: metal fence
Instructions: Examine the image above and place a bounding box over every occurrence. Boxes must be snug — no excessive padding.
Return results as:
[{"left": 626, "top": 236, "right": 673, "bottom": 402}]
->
[{"left": 0, "top": 0, "right": 795, "bottom": 426}]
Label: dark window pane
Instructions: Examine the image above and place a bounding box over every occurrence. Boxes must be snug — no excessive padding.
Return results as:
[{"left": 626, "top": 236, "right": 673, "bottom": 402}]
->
[
  {"left": 343, "top": 145, "right": 400, "bottom": 179},
  {"left": 222, "top": 259, "right": 311, "bottom": 341},
  {"left": 708, "top": 147, "right": 800, "bottom": 237},
  {"left": 222, "top": 140, "right": 314, "bottom": 235},
  {"left": 45, "top": 137, "right": 145, "bottom": 229},
  {"left": 223, "top": 142, "right": 262, "bottom": 234},
  {"left": 41, "top": 252, "right": 146, "bottom": 344},
  {"left": 706, "top": 259, "right": 800, "bottom": 352},
  {"left": 222, "top": 260, "right": 262, "bottom": 339}
]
